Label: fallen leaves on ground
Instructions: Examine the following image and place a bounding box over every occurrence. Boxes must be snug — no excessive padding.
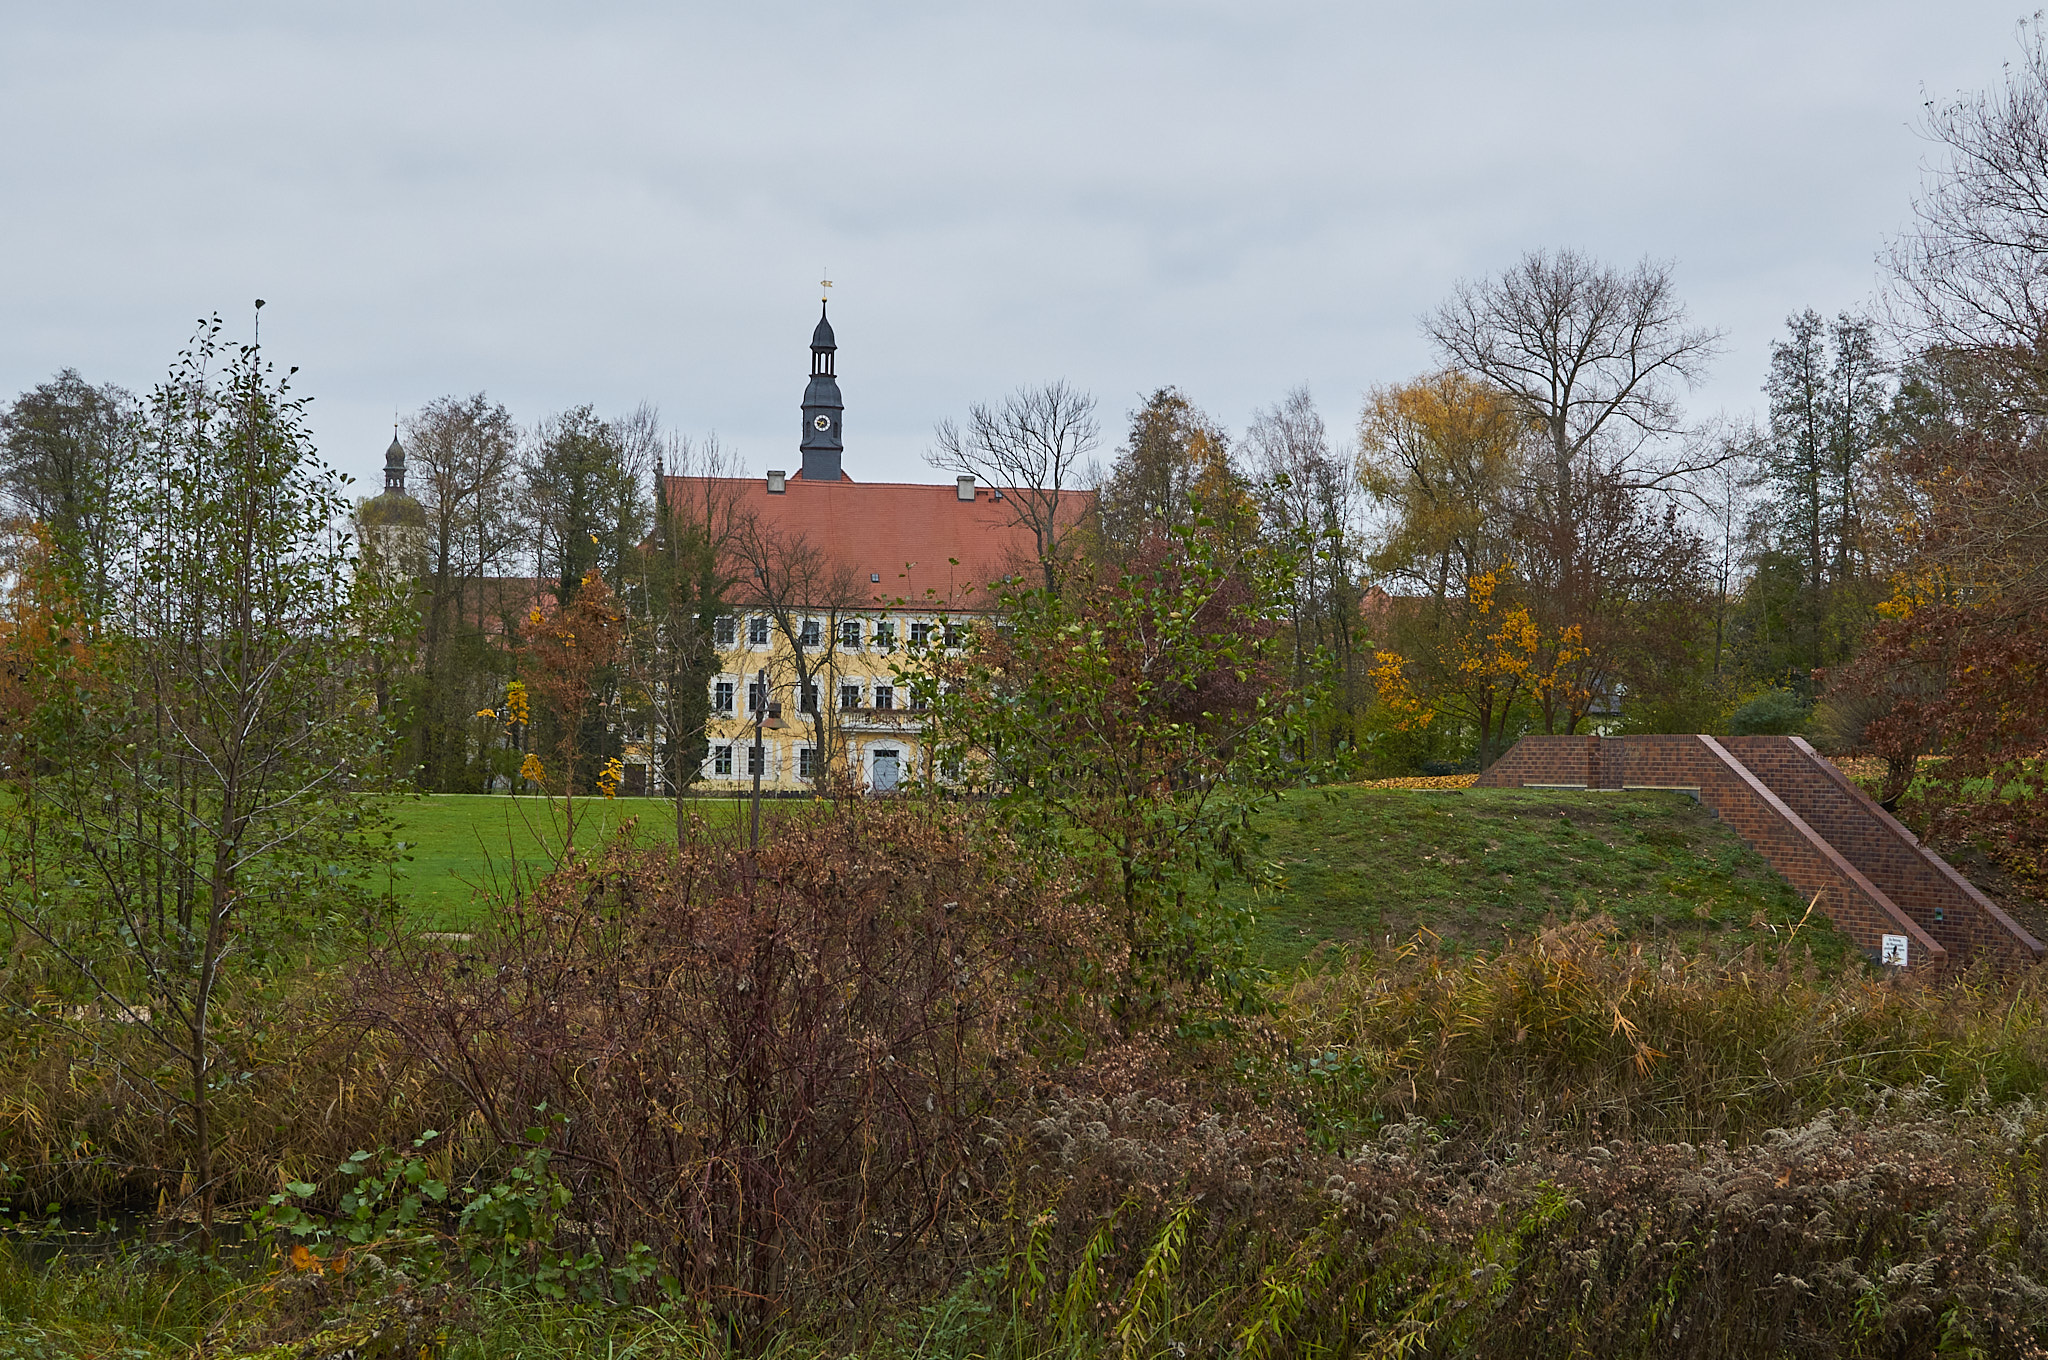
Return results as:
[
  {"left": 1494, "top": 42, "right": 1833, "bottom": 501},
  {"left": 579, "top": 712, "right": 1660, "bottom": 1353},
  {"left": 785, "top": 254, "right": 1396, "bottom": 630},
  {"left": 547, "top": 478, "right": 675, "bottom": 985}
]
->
[{"left": 1358, "top": 774, "right": 1479, "bottom": 789}]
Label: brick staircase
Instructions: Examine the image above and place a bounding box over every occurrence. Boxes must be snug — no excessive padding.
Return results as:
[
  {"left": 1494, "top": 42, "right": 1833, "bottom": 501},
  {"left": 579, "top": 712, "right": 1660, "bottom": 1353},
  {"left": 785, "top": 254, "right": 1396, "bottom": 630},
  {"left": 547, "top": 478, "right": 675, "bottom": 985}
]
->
[{"left": 1475, "top": 734, "right": 2043, "bottom": 972}]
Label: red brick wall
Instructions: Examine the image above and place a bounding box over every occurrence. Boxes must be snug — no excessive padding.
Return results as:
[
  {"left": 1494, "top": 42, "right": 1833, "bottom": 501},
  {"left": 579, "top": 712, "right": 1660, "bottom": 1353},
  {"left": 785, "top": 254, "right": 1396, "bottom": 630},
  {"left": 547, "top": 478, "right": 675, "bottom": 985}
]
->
[
  {"left": 1475, "top": 735, "right": 1600, "bottom": 787},
  {"left": 1722, "top": 737, "right": 2042, "bottom": 969}
]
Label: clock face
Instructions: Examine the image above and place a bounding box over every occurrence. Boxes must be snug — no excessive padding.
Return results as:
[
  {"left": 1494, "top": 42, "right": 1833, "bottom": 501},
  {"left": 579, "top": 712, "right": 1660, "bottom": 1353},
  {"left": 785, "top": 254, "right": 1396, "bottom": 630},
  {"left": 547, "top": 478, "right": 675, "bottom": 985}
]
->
[{"left": 813, "top": 415, "right": 831, "bottom": 431}]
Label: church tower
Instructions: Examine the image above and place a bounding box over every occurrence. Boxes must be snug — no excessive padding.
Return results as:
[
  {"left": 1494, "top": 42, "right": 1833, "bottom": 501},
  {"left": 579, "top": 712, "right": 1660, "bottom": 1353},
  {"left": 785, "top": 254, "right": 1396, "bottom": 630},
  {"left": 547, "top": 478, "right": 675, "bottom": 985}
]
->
[
  {"left": 800, "top": 301, "right": 843, "bottom": 481},
  {"left": 358, "top": 433, "right": 428, "bottom": 581}
]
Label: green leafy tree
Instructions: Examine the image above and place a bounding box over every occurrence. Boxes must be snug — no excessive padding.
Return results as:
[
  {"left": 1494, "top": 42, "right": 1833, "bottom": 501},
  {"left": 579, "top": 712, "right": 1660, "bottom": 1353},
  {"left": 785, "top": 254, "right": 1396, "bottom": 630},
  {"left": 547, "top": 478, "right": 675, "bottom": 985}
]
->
[
  {"left": 913, "top": 522, "right": 1310, "bottom": 1028},
  {"left": 1094, "top": 388, "right": 1258, "bottom": 563},
  {"left": 519, "top": 405, "right": 648, "bottom": 783},
  {"left": 0, "top": 368, "right": 137, "bottom": 616},
  {"left": 0, "top": 316, "right": 398, "bottom": 1252},
  {"left": 521, "top": 405, "right": 649, "bottom": 607}
]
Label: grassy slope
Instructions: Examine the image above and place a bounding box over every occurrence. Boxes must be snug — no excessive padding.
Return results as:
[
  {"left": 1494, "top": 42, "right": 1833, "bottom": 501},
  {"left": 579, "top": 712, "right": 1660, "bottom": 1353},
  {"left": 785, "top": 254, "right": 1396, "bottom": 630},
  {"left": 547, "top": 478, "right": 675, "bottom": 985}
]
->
[
  {"left": 386, "top": 787, "right": 1852, "bottom": 969},
  {"left": 1233, "top": 785, "right": 1853, "bottom": 970}
]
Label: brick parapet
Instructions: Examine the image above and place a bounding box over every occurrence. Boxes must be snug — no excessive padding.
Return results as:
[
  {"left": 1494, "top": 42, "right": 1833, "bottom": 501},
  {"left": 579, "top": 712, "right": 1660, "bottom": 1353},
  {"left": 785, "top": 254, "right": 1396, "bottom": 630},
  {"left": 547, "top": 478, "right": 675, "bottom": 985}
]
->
[
  {"left": 1691, "top": 736, "right": 1945, "bottom": 970},
  {"left": 1722, "top": 736, "right": 2044, "bottom": 969},
  {"left": 1474, "top": 735, "right": 1600, "bottom": 788},
  {"left": 1470, "top": 733, "right": 2012, "bottom": 972}
]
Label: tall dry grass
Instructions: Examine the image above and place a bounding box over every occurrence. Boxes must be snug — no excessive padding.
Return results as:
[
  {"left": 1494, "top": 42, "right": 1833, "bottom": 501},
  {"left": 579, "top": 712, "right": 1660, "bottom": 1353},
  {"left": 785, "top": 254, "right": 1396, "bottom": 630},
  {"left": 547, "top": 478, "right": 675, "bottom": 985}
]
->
[
  {"left": 1280, "top": 918, "right": 2048, "bottom": 1151},
  {"left": 0, "top": 965, "right": 453, "bottom": 1218}
]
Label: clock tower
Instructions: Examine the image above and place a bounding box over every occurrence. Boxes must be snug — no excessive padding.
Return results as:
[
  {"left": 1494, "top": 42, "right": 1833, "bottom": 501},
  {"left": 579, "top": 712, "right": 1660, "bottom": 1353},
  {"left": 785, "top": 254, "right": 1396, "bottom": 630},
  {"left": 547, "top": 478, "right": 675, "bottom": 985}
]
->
[{"left": 800, "top": 300, "right": 843, "bottom": 481}]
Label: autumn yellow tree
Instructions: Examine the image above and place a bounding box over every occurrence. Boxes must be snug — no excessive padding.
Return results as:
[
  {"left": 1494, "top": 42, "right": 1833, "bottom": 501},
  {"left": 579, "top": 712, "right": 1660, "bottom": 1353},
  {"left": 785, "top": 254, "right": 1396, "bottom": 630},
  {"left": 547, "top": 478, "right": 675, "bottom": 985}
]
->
[
  {"left": 1371, "top": 564, "right": 1585, "bottom": 769},
  {"left": 1361, "top": 369, "right": 1710, "bottom": 743},
  {"left": 1358, "top": 370, "right": 1526, "bottom": 612}
]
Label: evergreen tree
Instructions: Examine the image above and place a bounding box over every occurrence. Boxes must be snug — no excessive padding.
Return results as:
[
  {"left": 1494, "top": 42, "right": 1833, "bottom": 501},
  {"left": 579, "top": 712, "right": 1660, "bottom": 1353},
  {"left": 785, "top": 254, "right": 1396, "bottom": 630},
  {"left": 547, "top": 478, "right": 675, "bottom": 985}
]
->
[{"left": 1757, "top": 310, "right": 1891, "bottom": 682}]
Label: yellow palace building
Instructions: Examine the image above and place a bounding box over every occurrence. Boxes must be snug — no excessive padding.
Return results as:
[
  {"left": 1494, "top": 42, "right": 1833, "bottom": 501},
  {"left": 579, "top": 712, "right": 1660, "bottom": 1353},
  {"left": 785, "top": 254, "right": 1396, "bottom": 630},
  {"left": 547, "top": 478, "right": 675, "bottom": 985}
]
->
[{"left": 665, "top": 301, "right": 1058, "bottom": 793}]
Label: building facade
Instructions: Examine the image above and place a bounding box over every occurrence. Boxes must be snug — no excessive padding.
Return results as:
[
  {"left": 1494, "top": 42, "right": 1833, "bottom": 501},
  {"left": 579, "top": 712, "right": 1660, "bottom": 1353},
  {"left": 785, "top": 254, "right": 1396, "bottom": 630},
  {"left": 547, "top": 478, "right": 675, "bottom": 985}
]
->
[{"left": 668, "top": 301, "right": 1051, "bottom": 793}]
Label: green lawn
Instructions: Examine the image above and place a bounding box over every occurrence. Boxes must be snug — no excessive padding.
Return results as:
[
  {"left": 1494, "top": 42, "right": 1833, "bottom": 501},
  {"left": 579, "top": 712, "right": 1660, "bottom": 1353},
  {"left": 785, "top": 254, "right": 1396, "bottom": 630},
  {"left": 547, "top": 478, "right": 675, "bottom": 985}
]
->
[
  {"left": 386, "top": 794, "right": 760, "bottom": 930},
  {"left": 385, "top": 787, "right": 1852, "bottom": 970},
  {"left": 1229, "top": 785, "right": 1853, "bottom": 970}
]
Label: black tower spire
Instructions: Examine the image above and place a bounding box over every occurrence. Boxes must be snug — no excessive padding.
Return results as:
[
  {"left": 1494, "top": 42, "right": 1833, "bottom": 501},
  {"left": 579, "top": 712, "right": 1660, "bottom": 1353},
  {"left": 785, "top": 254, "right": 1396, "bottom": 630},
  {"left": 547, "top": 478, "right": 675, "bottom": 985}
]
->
[
  {"left": 800, "top": 300, "right": 843, "bottom": 481},
  {"left": 384, "top": 434, "right": 407, "bottom": 494}
]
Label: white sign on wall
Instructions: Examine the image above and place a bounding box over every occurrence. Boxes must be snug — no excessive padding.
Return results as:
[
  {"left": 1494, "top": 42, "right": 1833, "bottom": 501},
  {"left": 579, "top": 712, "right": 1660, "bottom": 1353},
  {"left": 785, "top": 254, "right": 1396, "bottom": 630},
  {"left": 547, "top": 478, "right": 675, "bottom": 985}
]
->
[{"left": 1880, "top": 934, "right": 1910, "bottom": 967}]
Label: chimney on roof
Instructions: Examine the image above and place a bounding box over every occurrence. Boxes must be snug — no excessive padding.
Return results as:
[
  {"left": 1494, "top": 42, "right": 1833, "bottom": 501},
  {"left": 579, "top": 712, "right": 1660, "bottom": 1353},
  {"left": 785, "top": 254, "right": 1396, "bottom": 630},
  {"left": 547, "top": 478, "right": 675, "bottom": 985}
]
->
[
  {"left": 767, "top": 470, "right": 786, "bottom": 493},
  {"left": 956, "top": 475, "right": 976, "bottom": 502}
]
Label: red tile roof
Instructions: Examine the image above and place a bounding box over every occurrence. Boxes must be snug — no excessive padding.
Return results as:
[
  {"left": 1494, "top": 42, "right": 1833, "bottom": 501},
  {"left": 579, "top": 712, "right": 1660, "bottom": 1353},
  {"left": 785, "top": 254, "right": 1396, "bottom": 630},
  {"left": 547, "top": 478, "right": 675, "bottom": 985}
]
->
[{"left": 664, "top": 472, "right": 1074, "bottom": 610}]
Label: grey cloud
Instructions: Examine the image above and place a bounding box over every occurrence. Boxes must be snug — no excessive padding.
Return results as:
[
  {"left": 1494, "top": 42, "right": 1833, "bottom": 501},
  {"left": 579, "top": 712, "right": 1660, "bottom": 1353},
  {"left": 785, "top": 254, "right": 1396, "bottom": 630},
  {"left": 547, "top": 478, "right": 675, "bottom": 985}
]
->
[{"left": 0, "top": 1, "right": 2026, "bottom": 489}]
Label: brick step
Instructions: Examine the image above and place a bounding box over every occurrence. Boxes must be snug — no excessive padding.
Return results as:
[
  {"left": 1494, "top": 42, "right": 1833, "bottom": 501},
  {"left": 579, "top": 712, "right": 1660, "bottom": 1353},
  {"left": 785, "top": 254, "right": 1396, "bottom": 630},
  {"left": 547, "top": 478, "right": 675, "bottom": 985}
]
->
[{"left": 1475, "top": 734, "right": 2043, "bottom": 972}]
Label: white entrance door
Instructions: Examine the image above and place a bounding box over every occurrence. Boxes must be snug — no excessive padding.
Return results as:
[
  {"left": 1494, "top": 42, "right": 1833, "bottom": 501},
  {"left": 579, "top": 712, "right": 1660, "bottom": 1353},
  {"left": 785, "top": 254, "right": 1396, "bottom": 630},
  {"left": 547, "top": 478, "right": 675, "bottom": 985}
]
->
[{"left": 872, "top": 749, "right": 901, "bottom": 792}]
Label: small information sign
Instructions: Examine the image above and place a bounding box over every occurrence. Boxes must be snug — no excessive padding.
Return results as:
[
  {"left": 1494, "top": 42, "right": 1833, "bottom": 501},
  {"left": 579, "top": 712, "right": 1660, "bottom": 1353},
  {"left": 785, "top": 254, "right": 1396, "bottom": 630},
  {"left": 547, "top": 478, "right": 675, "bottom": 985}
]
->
[{"left": 1880, "top": 934, "right": 1910, "bottom": 967}]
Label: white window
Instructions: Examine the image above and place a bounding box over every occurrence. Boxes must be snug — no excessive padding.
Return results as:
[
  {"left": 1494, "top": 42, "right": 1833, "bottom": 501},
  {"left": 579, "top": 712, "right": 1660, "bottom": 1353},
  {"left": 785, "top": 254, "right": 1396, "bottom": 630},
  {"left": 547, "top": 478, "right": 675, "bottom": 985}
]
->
[
  {"left": 944, "top": 622, "right": 965, "bottom": 648},
  {"left": 839, "top": 681, "right": 863, "bottom": 711},
  {"left": 713, "top": 744, "right": 733, "bottom": 776},
  {"left": 747, "top": 615, "right": 770, "bottom": 646},
  {"left": 747, "top": 742, "right": 764, "bottom": 777},
  {"left": 800, "top": 680, "right": 819, "bottom": 713},
  {"left": 839, "top": 619, "right": 862, "bottom": 649},
  {"left": 800, "top": 618, "right": 821, "bottom": 648},
  {"left": 798, "top": 747, "right": 817, "bottom": 780},
  {"left": 747, "top": 676, "right": 768, "bottom": 714},
  {"left": 909, "top": 621, "right": 933, "bottom": 647},
  {"left": 713, "top": 679, "right": 735, "bottom": 714},
  {"left": 714, "top": 616, "right": 737, "bottom": 647},
  {"left": 874, "top": 620, "right": 896, "bottom": 650},
  {"left": 873, "top": 684, "right": 894, "bottom": 711}
]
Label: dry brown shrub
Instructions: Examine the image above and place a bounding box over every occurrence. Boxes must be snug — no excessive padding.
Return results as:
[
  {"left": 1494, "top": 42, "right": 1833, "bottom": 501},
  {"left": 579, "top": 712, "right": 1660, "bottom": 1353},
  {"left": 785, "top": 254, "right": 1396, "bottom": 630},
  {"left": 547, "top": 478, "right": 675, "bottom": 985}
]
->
[
  {"left": 982, "top": 1093, "right": 2048, "bottom": 1357},
  {"left": 355, "top": 796, "right": 1108, "bottom": 1332}
]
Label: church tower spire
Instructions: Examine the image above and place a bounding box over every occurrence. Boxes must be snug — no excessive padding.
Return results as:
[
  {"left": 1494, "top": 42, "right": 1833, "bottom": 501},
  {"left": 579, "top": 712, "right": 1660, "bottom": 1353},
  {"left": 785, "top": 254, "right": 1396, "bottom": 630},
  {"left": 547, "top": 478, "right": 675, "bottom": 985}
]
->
[
  {"left": 800, "top": 299, "right": 843, "bottom": 481},
  {"left": 384, "top": 432, "right": 408, "bottom": 494}
]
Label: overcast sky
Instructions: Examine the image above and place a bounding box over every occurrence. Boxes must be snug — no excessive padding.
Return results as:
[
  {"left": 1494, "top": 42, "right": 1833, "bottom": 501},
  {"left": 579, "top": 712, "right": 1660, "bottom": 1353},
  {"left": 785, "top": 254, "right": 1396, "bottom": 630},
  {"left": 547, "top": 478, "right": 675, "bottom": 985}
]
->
[{"left": 0, "top": 2, "right": 2031, "bottom": 492}]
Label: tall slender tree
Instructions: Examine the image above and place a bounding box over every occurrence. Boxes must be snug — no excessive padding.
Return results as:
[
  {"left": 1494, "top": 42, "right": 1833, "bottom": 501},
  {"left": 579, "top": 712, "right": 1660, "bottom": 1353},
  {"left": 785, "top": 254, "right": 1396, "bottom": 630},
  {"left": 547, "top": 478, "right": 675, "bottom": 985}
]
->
[
  {"left": 1760, "top": 310, "right": 1891, "bottom": 679},
  {"left": 403, "top": 392, "right": 521, "bottom": 790},
  {"left": 1, "top": 316, "right": 396, "bottom": 1251},
  {"left": 1243, "top": 387, "right": 1364, "bottom": 757},
  {"left": 636, "top": 436, "right": 748, "bottom": 830}
]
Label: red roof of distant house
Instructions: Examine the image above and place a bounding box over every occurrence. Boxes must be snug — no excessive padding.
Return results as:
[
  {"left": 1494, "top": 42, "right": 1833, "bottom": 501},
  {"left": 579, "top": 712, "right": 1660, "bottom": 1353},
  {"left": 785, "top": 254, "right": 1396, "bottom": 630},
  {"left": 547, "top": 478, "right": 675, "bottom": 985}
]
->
[{"left": 664, "top": 471, "right": 1081, "bottom": 610}]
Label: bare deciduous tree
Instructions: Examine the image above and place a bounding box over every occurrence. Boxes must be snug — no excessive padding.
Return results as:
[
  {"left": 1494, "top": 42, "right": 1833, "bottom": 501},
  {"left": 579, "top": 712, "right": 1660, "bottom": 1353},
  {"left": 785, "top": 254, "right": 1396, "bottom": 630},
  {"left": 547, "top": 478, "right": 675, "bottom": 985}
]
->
[
  {"left": 728, "top": 519, "right": 865, "bottom": 791},
  {"left": 403, "top": 393, "right": 521, "bottom": 789},
  {"left": 1884, "top": 19, "right": 2048, "bottom": 601},
  {"left": 928, "top": 380, "right": 1098, "bottom": 592},
  {"left": 1428, "top": 249, "right": 1723, "bottom": 514},
  {"left": 1889, "top": 17, "right": 2048, "bottom": 386},
  {"left": 1243, "top": 387, "right": 1365, "bottom": 750}
]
